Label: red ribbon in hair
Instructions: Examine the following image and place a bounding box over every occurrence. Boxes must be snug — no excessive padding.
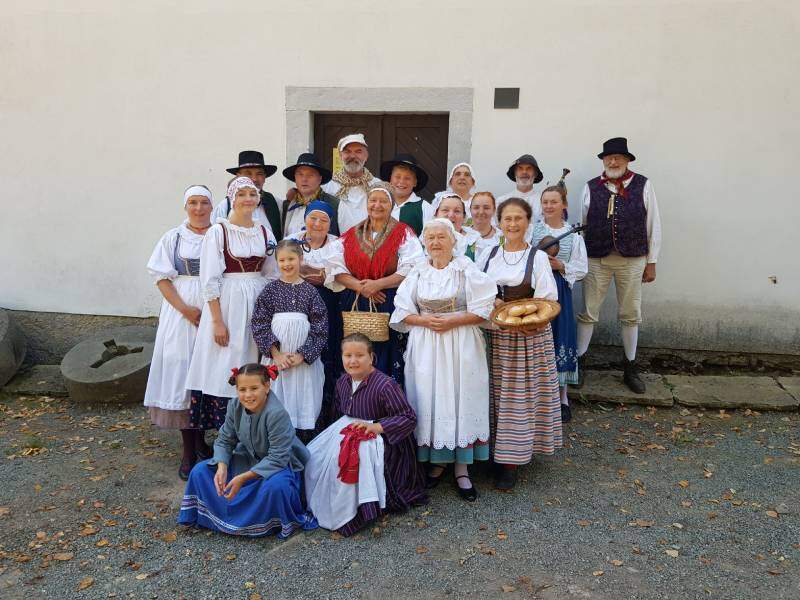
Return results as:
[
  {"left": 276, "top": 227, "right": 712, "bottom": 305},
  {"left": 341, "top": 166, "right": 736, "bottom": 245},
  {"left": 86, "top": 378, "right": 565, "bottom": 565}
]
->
[
  {"left": 230, "top": 367, "right": 239, "bottom": 378},
  {"left": 265, "top": 365, "right": 279, "bottom": 380}
]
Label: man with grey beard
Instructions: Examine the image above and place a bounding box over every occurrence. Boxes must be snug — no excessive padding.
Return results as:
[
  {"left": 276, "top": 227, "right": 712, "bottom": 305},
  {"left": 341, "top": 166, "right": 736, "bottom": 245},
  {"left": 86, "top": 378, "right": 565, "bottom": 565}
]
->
[
  {"left": 576, "top": 137, "right": 662, "bottom": 394},
  {"left": 496, "top": 154, "right": 545, "bottom": 225},
  {"left": 322, "top": 133, "right": 380, "bottom": 233}
]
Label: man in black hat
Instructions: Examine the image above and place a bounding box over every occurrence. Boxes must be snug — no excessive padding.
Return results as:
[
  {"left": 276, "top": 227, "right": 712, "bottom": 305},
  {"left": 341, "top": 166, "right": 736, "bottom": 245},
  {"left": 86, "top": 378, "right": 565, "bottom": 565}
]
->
[
  {"left": 281, "top": 153, "right": 340, "bottom": 237},
  {"left": 497, "top": 154, "right": 544, "bottom": 225},
  {"left": 380, "top": 153, "right": 433, "bottom": 236},
  {"left": 576, "top": 137, "right": 662, "bottom": 393},
  {"left": 211, "top": 150, "right": 284, "bottom": 240}
]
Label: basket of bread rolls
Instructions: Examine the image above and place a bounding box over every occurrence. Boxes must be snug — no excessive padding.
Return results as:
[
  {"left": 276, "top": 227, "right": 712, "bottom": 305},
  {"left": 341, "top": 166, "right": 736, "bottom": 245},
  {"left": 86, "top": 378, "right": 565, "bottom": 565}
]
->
[{"left": 489, "top": 298, "right": 561, "bottom": 331}]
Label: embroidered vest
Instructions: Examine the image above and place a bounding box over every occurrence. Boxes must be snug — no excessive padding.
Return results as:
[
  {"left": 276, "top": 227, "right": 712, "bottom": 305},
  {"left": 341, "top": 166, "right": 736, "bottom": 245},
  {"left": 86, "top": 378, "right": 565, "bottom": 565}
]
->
[
  {"left": 173, "top": 236, "right": 200, "bottom": 276},
  {"left": 220, "top": 224, "right": 270, "bottom": 273},
  {"left": 584, "top": 173, "right": 648, "bottom": 258}
]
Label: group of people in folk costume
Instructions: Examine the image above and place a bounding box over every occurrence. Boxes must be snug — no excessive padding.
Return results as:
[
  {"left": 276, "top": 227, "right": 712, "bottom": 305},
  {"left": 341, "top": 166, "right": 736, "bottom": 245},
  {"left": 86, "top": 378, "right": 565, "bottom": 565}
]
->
[{"left": 143, "top": 133, "right": 662, "bottom": 538}]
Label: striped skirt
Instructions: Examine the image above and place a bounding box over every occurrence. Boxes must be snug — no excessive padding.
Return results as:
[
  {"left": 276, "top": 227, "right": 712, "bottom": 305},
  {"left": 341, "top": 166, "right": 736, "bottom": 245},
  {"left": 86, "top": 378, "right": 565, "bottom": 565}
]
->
[{"left": 488, "top": 325, "right": 562, "bottom": 465}]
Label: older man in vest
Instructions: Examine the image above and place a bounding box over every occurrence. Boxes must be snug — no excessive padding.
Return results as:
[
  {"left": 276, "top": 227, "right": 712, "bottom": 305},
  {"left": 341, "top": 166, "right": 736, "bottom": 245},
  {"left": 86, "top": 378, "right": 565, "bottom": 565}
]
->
[
  {"left": 322, "top": 133, "right": 381, "bottom": 233},
  {"left": 576, "top": 138, "right": 662, "bottom": 393}
]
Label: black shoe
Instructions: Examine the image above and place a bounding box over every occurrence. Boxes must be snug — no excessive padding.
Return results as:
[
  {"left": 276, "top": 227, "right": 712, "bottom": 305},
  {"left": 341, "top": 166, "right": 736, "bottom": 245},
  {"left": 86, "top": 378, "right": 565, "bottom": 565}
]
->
[
  {"left": 623, "top": 359, "right": 646, "bottom": 394},
  {"left": 560, "top": 403, "right": 572, "bottom": 423},
  {"left": 575, "top": 355, "right": 587, "bottom": 388},
  {"left": 425, "top": 465, "right": 447, "bottom": 489},
  {"left": 178, "top": 459, "right": 194, "bottom": 481},
  {"left": 495, "top": 467, "right": 517, "bottom": 491},
  {"left": 454, "top": 476, "right": 477, "bottom": 502}
]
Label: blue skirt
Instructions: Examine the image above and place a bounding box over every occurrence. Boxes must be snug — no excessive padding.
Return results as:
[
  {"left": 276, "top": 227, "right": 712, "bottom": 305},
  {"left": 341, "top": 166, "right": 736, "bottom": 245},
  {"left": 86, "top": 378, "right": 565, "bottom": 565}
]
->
[
  {"left": 178, "top": 460, "right": 317, "bottom": 539},
  {"left": 339, "top": 288, "right": 407, "bottom": 387},
  {"left": 551, "top": 271, "right": 579, "bottom": 386}
]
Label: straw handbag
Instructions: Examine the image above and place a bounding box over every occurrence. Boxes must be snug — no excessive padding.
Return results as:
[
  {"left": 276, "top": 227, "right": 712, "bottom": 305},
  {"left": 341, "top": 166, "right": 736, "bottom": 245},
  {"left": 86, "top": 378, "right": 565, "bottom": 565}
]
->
[{"left": 342, "top": 294, "right": 390, "bottom": 342}]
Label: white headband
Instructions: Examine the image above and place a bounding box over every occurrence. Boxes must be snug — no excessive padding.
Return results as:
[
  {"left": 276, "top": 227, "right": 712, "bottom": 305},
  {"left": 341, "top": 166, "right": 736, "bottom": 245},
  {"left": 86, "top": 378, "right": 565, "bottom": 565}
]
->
[
  {"left": 448, "top": 162, "right": 475, "bottom": 186},
  {"left": 183, "top": 185, "right": 212, "bottom": 207},
  {"left": 368, "top": 185, "right": 394, "bottom": 205}
]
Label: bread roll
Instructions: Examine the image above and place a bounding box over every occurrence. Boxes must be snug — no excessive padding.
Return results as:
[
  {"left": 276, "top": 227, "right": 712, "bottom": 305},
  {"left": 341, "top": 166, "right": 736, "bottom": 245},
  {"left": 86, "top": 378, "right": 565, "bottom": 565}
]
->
[
  {"left": 496, "top": 309, "right": 508, "bottom": 322},
  {"left": 508, "top": 305, "right": 527, "bottom": 317},
  {"left": 521, "top": 314, "right": 540, "bottom": 325},
  {"left": 506, "top": 316, "right": 522, "bottom": 325},
  {"left": 524, "top": 302, "right": 538, "bottom": 314}
]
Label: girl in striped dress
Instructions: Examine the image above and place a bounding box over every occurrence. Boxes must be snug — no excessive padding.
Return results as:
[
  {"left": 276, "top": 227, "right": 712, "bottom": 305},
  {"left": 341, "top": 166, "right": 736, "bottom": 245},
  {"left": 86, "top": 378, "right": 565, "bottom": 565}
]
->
[{"left": 477, "top": 197, "right": 562, "bottom": 490}]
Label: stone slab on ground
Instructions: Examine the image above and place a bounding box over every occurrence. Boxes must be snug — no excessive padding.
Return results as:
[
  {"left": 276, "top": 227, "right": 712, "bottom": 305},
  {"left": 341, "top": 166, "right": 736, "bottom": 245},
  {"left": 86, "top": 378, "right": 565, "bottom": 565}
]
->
[
  {"left": 778, "top": 376, "right": 800, "bottom": 402},
  {"left": 0, "top": 309, "right": 27, "bottom": 387},
  {"left": 666, "top": 374, "right": 799, "bottom": 411},
  {"left": 2, "top": 365, "right": 67, "bottom": 397},
  {"left": 574, "top": 370, "right": 673, "bottom": 406}
]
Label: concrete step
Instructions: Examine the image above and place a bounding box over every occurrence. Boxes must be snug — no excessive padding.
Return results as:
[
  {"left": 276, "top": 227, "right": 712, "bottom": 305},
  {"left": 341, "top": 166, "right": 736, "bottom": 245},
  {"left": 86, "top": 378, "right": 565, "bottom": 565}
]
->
[
  {"left": 574, "top": 370, "right": 800, "bottom": 412},
  {"left": 573, "top": 370, "right": 673, "bottom": 407},
  {"left": 2, "top": 364, "right": 67, "bottom": 396}
]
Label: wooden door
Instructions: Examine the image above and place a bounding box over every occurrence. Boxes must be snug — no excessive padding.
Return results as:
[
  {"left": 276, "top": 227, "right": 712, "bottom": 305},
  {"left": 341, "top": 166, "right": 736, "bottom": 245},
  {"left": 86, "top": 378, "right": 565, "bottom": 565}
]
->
[{"left": 313, "top": 113, "right": 449, "bottom": 200}]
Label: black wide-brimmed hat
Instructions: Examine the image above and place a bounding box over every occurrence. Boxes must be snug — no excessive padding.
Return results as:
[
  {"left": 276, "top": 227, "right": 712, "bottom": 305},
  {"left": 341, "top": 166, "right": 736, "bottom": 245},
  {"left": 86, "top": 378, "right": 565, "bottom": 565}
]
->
[
  {"left": 226, "top": 150, "right": 278, "bottom": 177},
  {"left": 282, "top": 152, "right": 332, "bottom": 185},
  {"left": 379, "top": 153, "right": 429, "bottom": 192},
  {"left": 597, "top": 137, "right": 636, "bottom": 161},
  {"left": 506, "top": 154, "right": 543, "bottom": 183}
]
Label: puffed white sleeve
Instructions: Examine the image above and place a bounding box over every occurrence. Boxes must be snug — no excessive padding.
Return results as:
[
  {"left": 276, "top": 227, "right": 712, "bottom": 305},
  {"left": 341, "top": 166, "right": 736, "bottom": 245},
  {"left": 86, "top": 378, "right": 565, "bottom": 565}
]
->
[
  {"left": 464, "top": 262, "right": 498, "bottom": 320},
  {"left": 532, "top": 250, "right": 558, "bottom": 301},
  {"left": 563, "top": 234, "right": 588, "bottom": 288},
  {"left": 319, "top": 241, "right": 346, "bottom": 292},
  {"left": 388, "top": 266, "right": 420, "bottom": 333},
  {"left": 396, "top": 231, "right": 425, "bottom": 276},
  {"left": 260, "top": 227, "right": 279, "bottom": 282},
  {"left": 644, "top": 180, "right": 661, "bottom": 264},
  {"left": 580, "top": 183, "right": 591, "bottom": 225},
  {"left": 325, "top": 237, "right": 351, "bottom": 277},
  {"left": 146, "top": 229, "right": 179, "bottom": 283},
  {"left": 200, "top": 225, "right": 227, "bottom": 301}
]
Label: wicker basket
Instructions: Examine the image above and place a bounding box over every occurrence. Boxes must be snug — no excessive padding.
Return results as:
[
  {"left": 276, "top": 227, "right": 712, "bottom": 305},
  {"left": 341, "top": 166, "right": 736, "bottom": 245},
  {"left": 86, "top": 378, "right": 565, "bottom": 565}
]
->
[
  {"left": 488, "top": 298, "right": 561, "bottom": 332},
  {"left": 342, "top": 295, "right": 390, "bottom": 342}
]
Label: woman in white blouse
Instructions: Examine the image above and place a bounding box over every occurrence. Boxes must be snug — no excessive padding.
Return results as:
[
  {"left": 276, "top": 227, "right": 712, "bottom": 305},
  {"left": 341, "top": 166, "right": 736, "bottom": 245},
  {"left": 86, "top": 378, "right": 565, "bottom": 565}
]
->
[
  {"left": 144, "top": 185, "right": 213, "bottom": 479},
  {"left": 434, "top": 194, "right": 481, "bottom": 261},
  {"left": 531, "top": 184, "right": 588, "bottom": 423},
  {"left": 469, "top": 192, "right": 502, "bottom": 256},
  {"left": 184, "top": 177, "right": 278, "bottom": 453},
  {"left": 328, "top": 183, "right": 424, "bottom": 382},
  {"left": 391, "top": 219, "right": 497, "bottom": 502},
  {"left": 477, "top": 197, "right": 562, "bottom": 491}
]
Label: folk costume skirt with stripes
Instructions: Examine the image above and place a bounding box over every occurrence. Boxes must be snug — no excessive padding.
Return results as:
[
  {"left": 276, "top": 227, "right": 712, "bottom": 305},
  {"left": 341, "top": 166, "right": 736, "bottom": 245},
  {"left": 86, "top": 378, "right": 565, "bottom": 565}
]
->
[
  {"left": 178, "top": 460, "right": 316, "bottom": 539},
  {"left": 488, "top": 324, "right": 562, "bottom": 465}
]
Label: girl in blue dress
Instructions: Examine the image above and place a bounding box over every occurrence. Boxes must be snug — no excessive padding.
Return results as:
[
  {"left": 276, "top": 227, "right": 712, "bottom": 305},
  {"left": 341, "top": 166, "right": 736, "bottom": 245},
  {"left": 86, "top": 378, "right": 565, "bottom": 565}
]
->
[{"left": 178, "top": 363, "right": 316, "bottom": 538}]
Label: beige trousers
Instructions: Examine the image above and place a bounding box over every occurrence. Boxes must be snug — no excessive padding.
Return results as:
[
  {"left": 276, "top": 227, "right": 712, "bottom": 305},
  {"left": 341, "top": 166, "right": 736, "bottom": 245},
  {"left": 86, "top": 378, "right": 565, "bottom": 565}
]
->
[{"left": 577, "top": 252, "right": 647, "bottom": 326}]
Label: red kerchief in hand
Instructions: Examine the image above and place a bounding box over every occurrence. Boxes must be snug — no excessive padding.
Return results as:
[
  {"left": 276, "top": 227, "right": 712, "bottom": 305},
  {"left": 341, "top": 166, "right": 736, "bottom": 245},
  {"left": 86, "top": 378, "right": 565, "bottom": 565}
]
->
[{"left": 337, "top": 424, "right": 377, "bottom": 484}]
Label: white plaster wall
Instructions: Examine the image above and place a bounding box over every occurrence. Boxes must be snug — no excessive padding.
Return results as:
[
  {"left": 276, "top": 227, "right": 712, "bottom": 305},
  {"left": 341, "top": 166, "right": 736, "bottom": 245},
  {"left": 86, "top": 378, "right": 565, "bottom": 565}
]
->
[{"left": 1, "top": 0, "right": 798, "bottom": 352}]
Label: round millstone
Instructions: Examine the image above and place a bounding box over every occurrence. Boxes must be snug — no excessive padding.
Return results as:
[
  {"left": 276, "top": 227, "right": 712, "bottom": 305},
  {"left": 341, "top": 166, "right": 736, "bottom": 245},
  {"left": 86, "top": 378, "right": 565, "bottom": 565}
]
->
[
  {"left": 60, "top": 326, "right": 156, "bottom": 404},
  {"left": 0, "top": 309, "right": 27, "bottom": 387}
]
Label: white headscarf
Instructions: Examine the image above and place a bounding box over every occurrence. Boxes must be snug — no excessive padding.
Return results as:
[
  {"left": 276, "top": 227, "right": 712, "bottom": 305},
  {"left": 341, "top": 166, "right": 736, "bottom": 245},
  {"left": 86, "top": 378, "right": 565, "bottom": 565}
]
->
[
  {"left": 183, "top": 184, "right": 212, "bottom": 207},
  {"left": 226, "top": 177, "right": 258, "bottom": 208}
]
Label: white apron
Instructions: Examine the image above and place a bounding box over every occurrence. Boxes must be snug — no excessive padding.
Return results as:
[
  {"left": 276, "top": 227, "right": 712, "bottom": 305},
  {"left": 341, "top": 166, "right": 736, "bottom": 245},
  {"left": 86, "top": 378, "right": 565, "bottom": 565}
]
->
[
  {"left": 185, "top": 272, "right": 267, "bottom": 398},
  {"left": 304, "top": 416, "right": 386, "bottom": 531},
  {"left": 261, "top": 312, "right": 324, "bottom": 430}
]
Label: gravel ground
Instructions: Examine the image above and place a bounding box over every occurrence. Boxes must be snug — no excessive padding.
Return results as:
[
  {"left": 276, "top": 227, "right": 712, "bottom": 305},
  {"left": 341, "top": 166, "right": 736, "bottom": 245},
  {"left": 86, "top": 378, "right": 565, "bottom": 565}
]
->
[{"left": 0, "top": 391, "right": 797, "bottom": 600}]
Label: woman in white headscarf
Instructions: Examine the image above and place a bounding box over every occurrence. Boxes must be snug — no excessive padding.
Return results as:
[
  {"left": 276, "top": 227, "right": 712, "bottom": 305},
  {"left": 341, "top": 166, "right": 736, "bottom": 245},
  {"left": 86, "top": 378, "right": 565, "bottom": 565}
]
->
[
  {"left": 184, "top": 177, "right": 279, "bottom": 477},
  {"left": 434, "top": 194, "right": 481, "bottom": 261},
  {"left": 431, "top": 163, "right": 476, "bottom": 215},
  {"left": 390, "top": 218, "right": 497, "bottom": 502},
  {"left": 144, "top": 185, "right": 213, "bottom": 479}
]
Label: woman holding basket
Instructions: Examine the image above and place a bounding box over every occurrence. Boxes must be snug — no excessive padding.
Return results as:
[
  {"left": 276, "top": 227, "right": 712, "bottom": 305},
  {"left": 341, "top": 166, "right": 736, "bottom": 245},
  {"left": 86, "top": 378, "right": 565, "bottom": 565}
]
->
[
  {"left": 327, "top": 182, "right": 424, "bottom": 383},
  {"left": 477, "top": 197, "right": 562, "bottom": 491}
]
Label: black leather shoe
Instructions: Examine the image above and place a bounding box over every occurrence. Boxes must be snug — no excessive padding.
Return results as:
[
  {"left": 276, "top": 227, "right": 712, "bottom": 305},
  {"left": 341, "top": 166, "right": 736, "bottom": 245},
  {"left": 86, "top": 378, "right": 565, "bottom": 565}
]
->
[
  {"left": 623, "top": 359, "right": 646, "bottom": 394},
  {"left": 454, "top": 476, "right": 477, "bottom": 502},
  {"left": 425, "top": 465, "right": 447, "bottom": 489},
  {"left": 561, "top": 403, "right": 572, "bottom": 423},
  {"left": 575, "top": 354, "right": 587, "bottom": 388},
  {"left": 495, "top": 467, "right": 518, "bottom": 491}
]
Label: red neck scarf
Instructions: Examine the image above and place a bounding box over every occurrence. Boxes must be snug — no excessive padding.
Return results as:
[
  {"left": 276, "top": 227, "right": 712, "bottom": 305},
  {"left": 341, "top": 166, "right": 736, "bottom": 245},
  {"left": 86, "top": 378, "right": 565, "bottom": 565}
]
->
[
  {"left": 342, "top": 218, "right": 409, "bottom": 280},
  {"left": 600, "top": 170, "right": 635, "bottom": 198}
]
